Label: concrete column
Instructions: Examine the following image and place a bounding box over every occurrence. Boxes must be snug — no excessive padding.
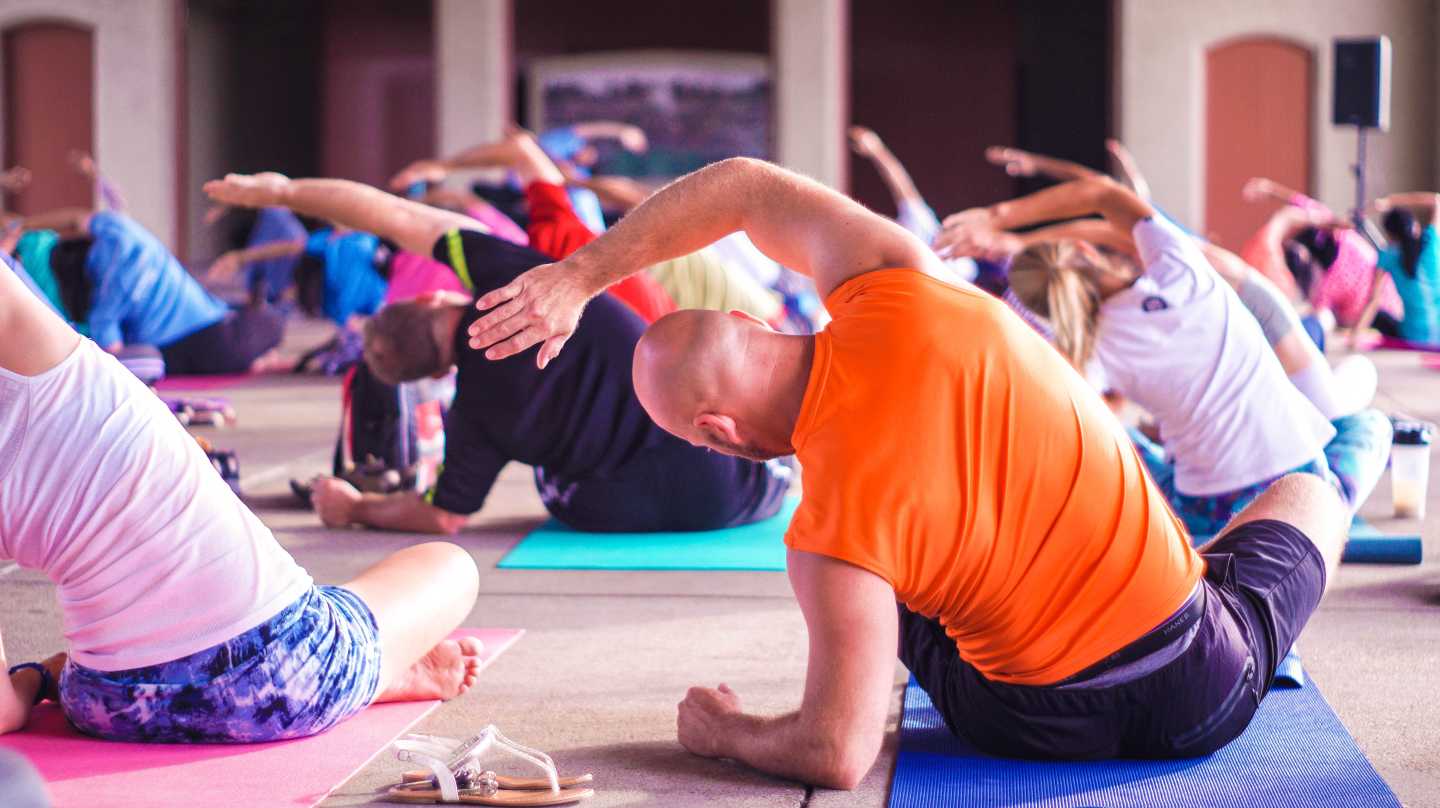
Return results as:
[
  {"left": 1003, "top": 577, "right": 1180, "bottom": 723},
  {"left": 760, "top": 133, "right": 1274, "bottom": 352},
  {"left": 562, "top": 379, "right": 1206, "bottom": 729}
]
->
[
  {"left": 434, "top": 0, "right": 511, "bottom": 155},
  {"left": 772, "top": 0, "right": 848, "bottom": 190}
]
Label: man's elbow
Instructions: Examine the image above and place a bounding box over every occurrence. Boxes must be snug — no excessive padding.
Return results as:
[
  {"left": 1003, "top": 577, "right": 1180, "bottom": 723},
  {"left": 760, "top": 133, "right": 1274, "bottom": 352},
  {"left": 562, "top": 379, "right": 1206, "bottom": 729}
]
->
[{"left": 809, "top": 735, "right": 881, "bottom": 791}]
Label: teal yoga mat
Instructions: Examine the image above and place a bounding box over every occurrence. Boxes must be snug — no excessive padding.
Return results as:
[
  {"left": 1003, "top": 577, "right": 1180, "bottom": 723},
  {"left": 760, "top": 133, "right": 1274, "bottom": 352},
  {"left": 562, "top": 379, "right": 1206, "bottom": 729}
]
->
[{"left": 498, "top": 497, "right": 798, "bottom": 571}]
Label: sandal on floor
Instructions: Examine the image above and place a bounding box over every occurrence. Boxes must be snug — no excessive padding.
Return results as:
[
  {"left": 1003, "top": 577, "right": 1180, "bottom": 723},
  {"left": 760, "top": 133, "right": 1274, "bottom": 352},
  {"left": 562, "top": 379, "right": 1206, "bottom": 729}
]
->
[{"left": 384, "top": 728, "right": 594, "bottom": 806}]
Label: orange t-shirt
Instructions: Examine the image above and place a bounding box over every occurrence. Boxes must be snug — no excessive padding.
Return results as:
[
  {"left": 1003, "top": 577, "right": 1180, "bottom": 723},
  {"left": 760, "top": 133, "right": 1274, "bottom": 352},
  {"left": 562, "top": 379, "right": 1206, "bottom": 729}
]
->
[{"left": 785, "top": 269, "right": 1204, "bottom": 686}]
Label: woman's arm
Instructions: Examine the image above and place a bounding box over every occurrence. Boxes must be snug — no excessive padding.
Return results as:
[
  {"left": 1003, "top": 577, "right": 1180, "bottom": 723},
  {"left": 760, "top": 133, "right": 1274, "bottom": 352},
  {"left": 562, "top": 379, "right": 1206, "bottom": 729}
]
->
[
  {"left": 850, "top": 126, "right": 928, "bottom": 209},
  {"left": 1105, "top": 139, "right": 1152, "bottom": 201},
  {"left": 20, "top": 208, "right": 94, "bottom": 239},
  {"left": 206, "top": 240, "right": 305, "bottom": 281},
  {"left": 1242, "top": 177, "right": 1306, "bottom": 206},
  {"left": 956, "top": 177, "right": 1154, "bottom": 239},
  {"left": 1373, "top": 192, "right": 1440, "bottom": 226},
  {"left": 984, "top": 146, "right": 1101, "bottom": 183}
]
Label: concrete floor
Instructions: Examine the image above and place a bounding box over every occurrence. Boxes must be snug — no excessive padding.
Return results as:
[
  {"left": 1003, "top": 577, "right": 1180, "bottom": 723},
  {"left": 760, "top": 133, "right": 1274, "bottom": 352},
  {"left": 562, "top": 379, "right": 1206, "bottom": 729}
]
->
[{"left": 2, "top": 325, "right": 1438, "bottom": 808}]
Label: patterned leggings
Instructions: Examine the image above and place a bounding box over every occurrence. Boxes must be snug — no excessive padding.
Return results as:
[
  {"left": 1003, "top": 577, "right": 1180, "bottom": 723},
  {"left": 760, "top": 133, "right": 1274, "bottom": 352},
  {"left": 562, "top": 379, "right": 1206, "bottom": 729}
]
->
[
  {"left": 60, "top": 586, "right": 381, "bottom": 743},
  {"left": 1132, "top": 410, "right": 1394, "bottom": 539}
]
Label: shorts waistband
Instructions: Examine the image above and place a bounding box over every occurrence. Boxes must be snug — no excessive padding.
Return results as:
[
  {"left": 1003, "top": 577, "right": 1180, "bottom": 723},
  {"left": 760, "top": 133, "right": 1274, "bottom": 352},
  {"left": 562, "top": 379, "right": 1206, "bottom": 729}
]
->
[{"left": 1057, "top": 582, "right": 1204, "bottom": 687}]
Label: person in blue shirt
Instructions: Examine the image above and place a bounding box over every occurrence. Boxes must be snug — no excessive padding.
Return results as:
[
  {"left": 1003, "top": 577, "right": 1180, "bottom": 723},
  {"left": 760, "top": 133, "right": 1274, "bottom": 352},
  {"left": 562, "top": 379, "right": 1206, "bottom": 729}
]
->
[
  {"left": 1354, "top": 192, "right": 1440, "bottom": 347},
  {"left": 21, "top": 208, "right": 286, "bottom": 374}
]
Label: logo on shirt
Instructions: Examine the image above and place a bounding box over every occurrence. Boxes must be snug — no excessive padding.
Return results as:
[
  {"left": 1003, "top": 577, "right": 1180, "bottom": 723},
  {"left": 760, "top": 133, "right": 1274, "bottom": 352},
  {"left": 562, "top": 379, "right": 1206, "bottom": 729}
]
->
[{"left": 1141, "top": 296, "right": 1170, "bottom": 312}]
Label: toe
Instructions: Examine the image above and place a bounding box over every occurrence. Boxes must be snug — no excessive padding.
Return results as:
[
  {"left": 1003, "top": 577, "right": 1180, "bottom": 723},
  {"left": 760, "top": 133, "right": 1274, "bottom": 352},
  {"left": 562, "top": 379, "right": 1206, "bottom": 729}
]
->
[{"left": 458, "top": 637, "right": 485, "bottom": 657}]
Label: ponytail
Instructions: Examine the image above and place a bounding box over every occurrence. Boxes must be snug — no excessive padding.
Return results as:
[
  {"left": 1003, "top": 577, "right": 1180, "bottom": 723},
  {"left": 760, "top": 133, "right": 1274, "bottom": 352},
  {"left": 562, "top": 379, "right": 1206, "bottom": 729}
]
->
[
  {"left": 1010, "top": 240, "right": 1114, "bottom": 369},
  {"left": 1382, "top": 208, "right": 1422, "bottom": 279}
]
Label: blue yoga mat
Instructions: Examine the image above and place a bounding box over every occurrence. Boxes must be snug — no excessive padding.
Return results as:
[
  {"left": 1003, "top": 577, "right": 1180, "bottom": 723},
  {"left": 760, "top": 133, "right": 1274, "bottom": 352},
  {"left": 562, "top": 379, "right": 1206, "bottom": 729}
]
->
[
  {"left": 497, "top": 497, "right": 798, "bottom": 570},
  {"left": 889, "top": 678, "right": 1399, "bottom": 808},
  {"left": 1344, "top": 518, "right": 1423, "bottom": 565}
]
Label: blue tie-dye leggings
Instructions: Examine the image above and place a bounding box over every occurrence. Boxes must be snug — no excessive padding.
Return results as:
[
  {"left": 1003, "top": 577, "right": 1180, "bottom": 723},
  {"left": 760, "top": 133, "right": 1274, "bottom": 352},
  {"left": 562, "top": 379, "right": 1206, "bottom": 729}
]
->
[
  {"left": 60, "top": 586, "right": 382, "bottom": 743},
  {"left": 1131, "top": 409, "right": 1394, "bottom": 540}
]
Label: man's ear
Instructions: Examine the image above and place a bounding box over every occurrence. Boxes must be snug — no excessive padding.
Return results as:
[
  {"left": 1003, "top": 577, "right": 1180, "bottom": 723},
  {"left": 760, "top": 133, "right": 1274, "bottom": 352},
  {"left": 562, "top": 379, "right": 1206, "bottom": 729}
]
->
[
  {"left": 694, "top": 412, "right": 741, "bottom": 445},
  {"left": 728, "top": 309, "right": 774, "bottom": 331}
]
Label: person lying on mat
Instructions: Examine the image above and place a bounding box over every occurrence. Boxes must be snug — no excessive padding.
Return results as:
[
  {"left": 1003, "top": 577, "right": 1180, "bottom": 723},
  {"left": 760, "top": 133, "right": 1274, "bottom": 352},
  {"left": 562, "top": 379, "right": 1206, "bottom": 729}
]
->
[
  {"left": 1353, "top": 193, "right": 1440, "bottom": 349},
  {"left": 0, "top": 257, "right": 483, "bottom": 743},
  {"left": 457, "top": 156, "right": 1365, "bottom": 786},
  {"left": 203, "top": 141, "right": 791, "bottom": 537},
  {"left": 936, "top": 179, "right": 1391, "bottom": 538},
  {"left": 16, "top": 207, "right": 289, "bottom": 375}
]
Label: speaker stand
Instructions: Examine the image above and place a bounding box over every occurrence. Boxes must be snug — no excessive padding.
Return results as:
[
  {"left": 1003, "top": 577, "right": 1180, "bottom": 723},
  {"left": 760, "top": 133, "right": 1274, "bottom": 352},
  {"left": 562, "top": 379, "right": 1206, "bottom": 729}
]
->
[{"left": 1351, "top": 125, "right": 1369, "bottom": 226}]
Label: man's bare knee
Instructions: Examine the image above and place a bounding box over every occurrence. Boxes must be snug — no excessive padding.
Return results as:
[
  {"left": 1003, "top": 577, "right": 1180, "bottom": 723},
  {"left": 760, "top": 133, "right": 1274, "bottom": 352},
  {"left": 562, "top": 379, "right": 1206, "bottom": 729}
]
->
[{"left": 1221, "top": 473, "right": 1346, "bottom": 570}]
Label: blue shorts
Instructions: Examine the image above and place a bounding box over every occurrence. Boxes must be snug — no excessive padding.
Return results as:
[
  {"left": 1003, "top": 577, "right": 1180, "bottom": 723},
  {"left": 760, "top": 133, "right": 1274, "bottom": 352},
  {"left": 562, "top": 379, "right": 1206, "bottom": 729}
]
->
[{"left": 60, "top": 586, "right": 381, "bottom": 743}]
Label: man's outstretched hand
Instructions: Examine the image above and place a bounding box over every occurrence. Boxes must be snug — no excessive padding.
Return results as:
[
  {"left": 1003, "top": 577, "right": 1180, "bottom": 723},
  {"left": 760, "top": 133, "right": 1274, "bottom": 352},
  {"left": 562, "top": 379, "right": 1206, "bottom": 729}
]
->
[
  {"left": 467, "top": 261, "right": 594, "bottom": 368},
  {"left": 203, "top": 172, "right": 291, "bottom": 210}
]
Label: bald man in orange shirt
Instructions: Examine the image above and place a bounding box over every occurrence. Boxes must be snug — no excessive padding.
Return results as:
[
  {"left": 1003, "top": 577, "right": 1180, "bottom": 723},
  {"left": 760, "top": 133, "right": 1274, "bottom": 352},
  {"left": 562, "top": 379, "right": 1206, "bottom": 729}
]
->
[{"left": 461, "top": 158, "right": 1349, "bottom": 789}]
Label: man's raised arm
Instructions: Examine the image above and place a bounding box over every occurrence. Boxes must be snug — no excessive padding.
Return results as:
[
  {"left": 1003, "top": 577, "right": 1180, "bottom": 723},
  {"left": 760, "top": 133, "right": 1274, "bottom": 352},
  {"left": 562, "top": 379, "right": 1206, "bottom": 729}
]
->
[
  {"left": 203, "top": 173, "right": 481, "bottom": 257},
  {"left": 466, "top": 157, "right": 941, "bottom": 366}
]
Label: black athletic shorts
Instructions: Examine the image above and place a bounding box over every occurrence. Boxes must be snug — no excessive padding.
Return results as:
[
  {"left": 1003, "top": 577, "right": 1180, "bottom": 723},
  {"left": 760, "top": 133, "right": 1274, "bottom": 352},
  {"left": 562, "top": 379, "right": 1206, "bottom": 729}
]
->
[{"left": 899, "top": 518, "right": 1327, "bottom": 760}]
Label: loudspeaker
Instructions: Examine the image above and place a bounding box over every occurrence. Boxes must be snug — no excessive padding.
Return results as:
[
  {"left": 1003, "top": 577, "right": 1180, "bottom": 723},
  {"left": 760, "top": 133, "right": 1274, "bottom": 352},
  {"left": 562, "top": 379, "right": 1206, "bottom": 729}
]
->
[{"left": 1333, "top": 37, "right": 1391, "bottom": 130}]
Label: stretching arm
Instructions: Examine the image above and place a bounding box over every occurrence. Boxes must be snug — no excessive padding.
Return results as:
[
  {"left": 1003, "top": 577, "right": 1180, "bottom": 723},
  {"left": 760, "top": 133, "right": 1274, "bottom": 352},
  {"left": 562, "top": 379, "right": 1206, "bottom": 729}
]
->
[
  {"left": 567, "top": 121, "right": 648, "bottom": 153},
  {"left": 1373, "top": 192, "right": 1440, "bottom": 226},
  {"left": 204, "top": 173, "right": 479, "bottom": 257},
  {"left": 70, "top": 150, "right": 125, "bottom": 212},
  {"left": 465, "top": 157, "right": 940, "bottom": 365},
  {"left": 677, "top": 551, "right": 896, "bottom": 789},
  {"left": 1105, "top": 139, "right": 1151, "bottom": 201},
  {"left": 390, "top": 133, "right": 566, "bottom": 192},
  {"left": 20, "top": 207, "right": 94, "bottom": 239},
  {"left": 957, "top": 176, "right": 1153, "bottom": 240},
  {"left": 984, "top": 146, "right": 1101, "bottom": 183},
  {"left": 0, "top": 166, "right": 31, "bottom": 194},
  {"left": 849, "top": 126, "right": 926, "bottom": 207},
  {"left": 207, "top": 240, "right": 305, "bottom": 281},
  {"left": 561, "top": 169, "right": 654, "bottom": 212},
  {"left": 1242, "top": 177, "right": 1306, "bottom": 206}
]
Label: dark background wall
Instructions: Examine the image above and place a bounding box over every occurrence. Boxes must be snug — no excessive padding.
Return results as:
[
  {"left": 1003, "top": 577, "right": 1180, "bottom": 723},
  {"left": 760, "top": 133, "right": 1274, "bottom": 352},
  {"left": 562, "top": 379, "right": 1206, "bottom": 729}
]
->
[
  {"left": 848, "top": 0, "right": 1018, "bottom": 219},
  {"left": 849, "top": 0, "right": 1111, "bottom": 220}
]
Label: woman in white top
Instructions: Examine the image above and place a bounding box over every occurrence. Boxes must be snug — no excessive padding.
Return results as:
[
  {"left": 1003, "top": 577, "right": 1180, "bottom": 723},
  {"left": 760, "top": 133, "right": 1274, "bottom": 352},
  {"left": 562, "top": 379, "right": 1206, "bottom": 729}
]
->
[
  {"left": 934, "top": 176, "right": 1392, "bottom": 537},
  {"left": 0, "top": 258, "right": 484, "bottom": 743}
]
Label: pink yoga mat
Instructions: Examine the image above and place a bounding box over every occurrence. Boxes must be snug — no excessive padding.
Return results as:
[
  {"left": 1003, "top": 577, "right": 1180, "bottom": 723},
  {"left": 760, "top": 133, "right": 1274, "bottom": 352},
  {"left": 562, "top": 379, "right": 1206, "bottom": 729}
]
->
[
  {"left": 1377, "top": 336, "right": 1440, "bottom": 354},
  {"left": 0, "top": 628, "right": 523, "bottom": 808},
  {"left": 153, "top": 373, "right": 252, "bottom": 392}
]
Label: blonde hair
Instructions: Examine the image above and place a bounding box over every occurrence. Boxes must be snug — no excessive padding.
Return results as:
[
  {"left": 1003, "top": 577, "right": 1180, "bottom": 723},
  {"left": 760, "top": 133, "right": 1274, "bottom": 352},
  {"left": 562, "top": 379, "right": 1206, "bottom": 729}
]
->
[{"left": 1009, "top": 240, "right": 1127, "bottom": 369}]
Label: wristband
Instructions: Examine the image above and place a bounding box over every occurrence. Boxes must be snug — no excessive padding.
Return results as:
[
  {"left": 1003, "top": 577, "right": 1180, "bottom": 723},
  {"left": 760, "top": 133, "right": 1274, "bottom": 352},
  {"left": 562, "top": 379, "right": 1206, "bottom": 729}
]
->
[{"left": 7, "top": 662, "right": 52, "bottom": 706}]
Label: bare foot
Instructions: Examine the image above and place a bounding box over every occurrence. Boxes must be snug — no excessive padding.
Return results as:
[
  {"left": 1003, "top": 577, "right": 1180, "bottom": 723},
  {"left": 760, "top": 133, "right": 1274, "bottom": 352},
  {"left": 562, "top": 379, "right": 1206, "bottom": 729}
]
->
[{"left": 376, "top": 637, "right": 485, "bottom": 703}]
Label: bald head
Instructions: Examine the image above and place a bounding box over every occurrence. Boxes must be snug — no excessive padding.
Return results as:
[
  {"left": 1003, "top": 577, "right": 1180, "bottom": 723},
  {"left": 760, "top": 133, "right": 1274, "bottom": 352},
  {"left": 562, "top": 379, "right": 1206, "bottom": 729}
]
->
[{"left": 633, "top": 309, "right": 815, "bottom": 461}]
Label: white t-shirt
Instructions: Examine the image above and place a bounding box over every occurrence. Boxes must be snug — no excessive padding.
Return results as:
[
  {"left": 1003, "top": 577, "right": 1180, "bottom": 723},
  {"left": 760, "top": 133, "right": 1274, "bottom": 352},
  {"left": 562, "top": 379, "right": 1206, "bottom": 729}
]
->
[
  {"left": 1097, "top": 217, "right": 1335, "bottom": 496},
  {"left": 0, "top": 340, "right": 312, "bottom": 670}
]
